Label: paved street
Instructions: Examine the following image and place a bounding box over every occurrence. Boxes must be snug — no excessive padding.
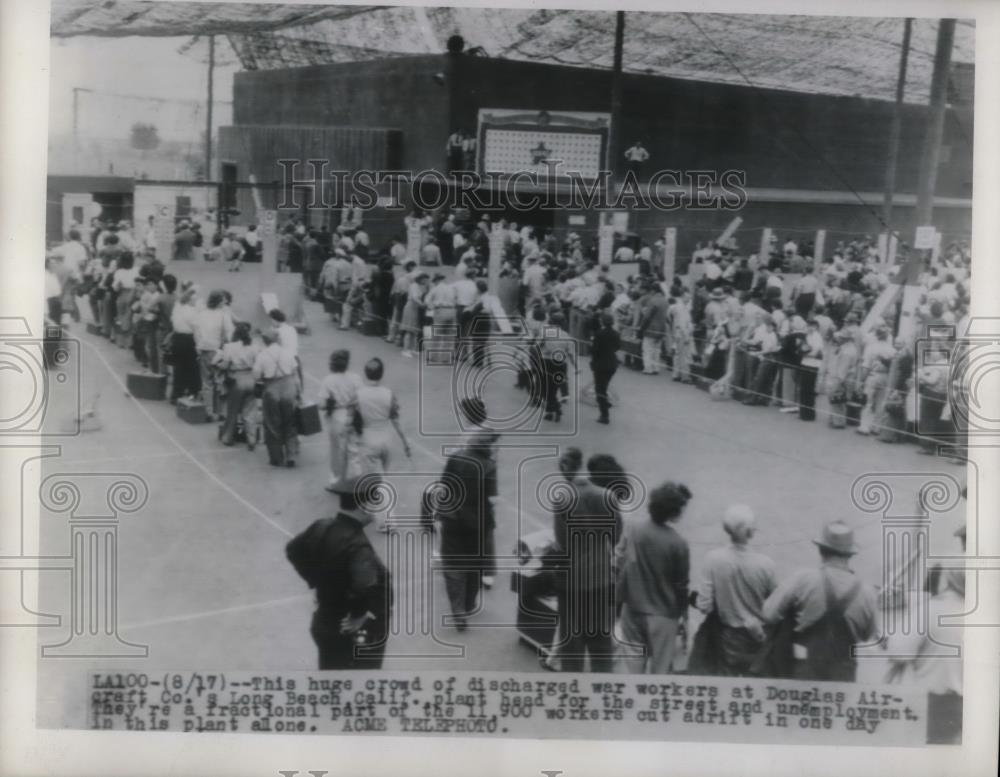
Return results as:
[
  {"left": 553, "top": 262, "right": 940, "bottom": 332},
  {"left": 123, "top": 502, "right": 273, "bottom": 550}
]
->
[{"left": 33, "top": 300, "right": 967, "bottom": 726}]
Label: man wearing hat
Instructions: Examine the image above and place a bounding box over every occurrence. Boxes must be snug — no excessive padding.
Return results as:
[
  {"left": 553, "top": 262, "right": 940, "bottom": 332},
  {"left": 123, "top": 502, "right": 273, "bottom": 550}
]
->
[
  {"left": 286, "top": 476, "right": 392, "bottom": 670},
  {"left": 761, "top": 521, "right": 877, "bottom": 682}
]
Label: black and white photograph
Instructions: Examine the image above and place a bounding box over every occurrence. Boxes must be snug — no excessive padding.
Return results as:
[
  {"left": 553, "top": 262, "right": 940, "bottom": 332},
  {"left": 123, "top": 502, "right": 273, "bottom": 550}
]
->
[{"left": 1, "top": 0, "right": 999, "bottom": 774}]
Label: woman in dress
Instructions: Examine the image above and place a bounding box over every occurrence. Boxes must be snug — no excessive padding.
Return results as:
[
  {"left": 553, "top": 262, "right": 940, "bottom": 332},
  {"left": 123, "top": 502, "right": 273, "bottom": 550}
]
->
[
  {"left": 320, "top": 349, "right": 363, "bottom": 491},
  {"left": 212, "top": 323, "right": 261, "bottom": 448},
  {"left": 168, "top": 285, "right": 201, "bottom": 403},
  {"left": 354, "top": 358, "right": 412, "bottom": 530},
  {"left": 400, "top": 273, "right": 429, "bottom": 357},
  {"left": 112, "top": 251, "right": 139, "bottom": 348}
]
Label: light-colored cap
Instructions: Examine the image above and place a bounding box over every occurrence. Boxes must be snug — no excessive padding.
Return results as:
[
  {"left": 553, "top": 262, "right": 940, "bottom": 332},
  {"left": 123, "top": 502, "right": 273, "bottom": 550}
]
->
[{"left": 722, "top": 504, "right": 756, "bottom": 539}]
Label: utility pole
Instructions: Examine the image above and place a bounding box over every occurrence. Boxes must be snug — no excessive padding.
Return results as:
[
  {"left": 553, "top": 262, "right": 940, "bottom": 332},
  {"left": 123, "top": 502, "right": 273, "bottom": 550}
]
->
[
  {"left": 882, "top": 18, "right": 912, "bottom": 238},
  {"left": 608, "top": 11, "right": 625, "bottom": 182},
  {"left": 205, "top": 35, "right": 215, "bottom": 183},
  {"left": 914, "top": 19, "right": 956, "bottom": 228}
]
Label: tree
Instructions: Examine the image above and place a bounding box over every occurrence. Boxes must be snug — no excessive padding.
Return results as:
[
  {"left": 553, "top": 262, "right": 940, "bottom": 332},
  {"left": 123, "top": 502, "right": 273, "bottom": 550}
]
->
[{"left": 130, "top": 123, "right": 160, "bottom": 151}]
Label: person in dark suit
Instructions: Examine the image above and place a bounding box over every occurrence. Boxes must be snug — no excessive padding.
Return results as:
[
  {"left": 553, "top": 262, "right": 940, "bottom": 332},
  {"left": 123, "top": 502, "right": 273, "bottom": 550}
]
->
[
  {"left": 286, "top": 476, "right": 392, "bottom": 670},
  {"left": 435, "top": 430, "right": 501, "bottom": 630},
  {"left": 589, "top": 312, "right": 620, "bottom": 425},
  {"left": 551, "top": 449, "right": 623, "bottom": 673}
]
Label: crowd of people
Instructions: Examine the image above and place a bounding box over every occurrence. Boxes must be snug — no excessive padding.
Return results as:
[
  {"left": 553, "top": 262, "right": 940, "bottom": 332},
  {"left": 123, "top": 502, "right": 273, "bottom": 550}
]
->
[{"left": 44, "top": 211, "right": 967, "bottom": 743}]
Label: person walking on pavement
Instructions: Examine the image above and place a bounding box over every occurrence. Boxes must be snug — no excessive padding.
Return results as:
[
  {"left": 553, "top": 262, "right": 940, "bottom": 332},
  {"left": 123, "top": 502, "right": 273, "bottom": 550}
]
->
[
  {"left": 694, "top": 505, "right": 777, "bottom": 676},
  {"left": 353, "top": 358, "right": 412, "bottom": 530},
  {"left": 320, "top": 349, "right": 363, "bottom": 491},
  {"left": 550, "top": 450, "right": 623, "bottom": 673},
  {"left": 435, "top": 429, "right": 501, "bottom": 630},
  {"left": 760, "top": 521, "right": 878, "bottom": 682},
  {"left": 615, "top": 482, "right": 692, "bottom": 674},
  {"left": 286, "top": 476, "right": 392, "bottom": 670},
  {"left": 589, "top": 311, "right": 620, "bottom": 424}
]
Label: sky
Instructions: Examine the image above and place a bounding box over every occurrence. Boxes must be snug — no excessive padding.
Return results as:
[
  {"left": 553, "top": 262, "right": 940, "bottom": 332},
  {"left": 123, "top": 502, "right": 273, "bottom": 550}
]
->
[{"left": 47, "top": 35, "right": 237, "bottom": 141}]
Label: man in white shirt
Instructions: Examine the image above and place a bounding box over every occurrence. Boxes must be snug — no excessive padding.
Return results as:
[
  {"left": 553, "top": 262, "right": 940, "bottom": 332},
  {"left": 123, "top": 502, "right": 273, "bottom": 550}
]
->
[
  {"left": 614, "top": 243, "right": 635, "bottom": 264},
  {"left": 141, "top": 215, "right": 157, "bottom": 255},
  {"left": 268, "top": 308, "right": 299, "bottom": 358},
  {"left": 389, "top": 238, "right": 407, "bottom": 266},
  {"left": 253, "top": 330, "right": 301, "bottom": 467},
  {"left": 521, "top": 255, "right": 548, "bottom": 309},
  {"left": 453, "top": 268, "right": 481, "bottom": 360},
  {"left": 52, "top": 228, "right": 89, "bottom": 322},
  {"left": 856, "top": 325, "right": 895, "bottom": 435}
]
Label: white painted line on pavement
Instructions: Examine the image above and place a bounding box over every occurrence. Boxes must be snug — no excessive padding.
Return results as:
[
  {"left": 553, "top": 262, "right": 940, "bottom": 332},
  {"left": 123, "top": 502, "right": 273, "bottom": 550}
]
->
[
  {"left": 81, "top": 339, "right": 295, "bottom": 538},
  {"left": 120, "top": 593, "right": 311, "bottom": 631}
]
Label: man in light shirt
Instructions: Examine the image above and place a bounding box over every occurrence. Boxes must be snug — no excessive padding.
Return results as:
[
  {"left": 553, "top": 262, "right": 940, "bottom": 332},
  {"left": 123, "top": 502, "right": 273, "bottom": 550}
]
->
[
  {"left": 521, "top": 254, "right": 548, "bottom": 309},
  {"left": 856, "top": 324, "right": 895, "bottom": 436},
  {"left": 614, "top": 242, "right": 635, "bottom": 264},
  {"left": 253, "top": 330, "right": 301, "bottom": 468},
  {"left": 695, "top": 505, "right": 777, "bottom": 676},
  {"left": 52, "top": 228, "right": 88, "bottom": 322}
]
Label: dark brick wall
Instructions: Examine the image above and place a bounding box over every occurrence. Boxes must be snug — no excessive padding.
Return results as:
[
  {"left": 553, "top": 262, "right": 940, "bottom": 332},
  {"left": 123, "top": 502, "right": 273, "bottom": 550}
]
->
[{"left": 230, "top": 54, "right": 973, "bottom": 242}]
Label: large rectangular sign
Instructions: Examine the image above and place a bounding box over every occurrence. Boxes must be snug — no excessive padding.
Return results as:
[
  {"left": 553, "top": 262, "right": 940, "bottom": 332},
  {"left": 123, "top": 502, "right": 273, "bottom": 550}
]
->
[{"left": 477, "top": 109, "right": 610, "bottom": 179}]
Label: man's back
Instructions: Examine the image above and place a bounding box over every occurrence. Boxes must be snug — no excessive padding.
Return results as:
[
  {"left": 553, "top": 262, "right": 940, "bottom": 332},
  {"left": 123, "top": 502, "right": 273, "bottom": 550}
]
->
[
  {"left": 173, "top": 229, "right": 195, "bottom": 260},
  {"left": 698, "top": 545, "right": 776, "bottom": 629},
  {"left": 286, "top": 515, "right": 389, "bottom": 615},
  {"left": 553, "top": 479, "right": 621, "bottom": 591},
  {"left": 763, "top": 564, "right": 876, "bottom": 644}
]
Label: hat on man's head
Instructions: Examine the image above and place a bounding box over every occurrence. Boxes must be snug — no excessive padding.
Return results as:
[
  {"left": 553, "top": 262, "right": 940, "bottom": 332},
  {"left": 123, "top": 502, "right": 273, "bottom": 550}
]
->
[
  {"left": 813, "top": 521, "right": 857, "bottom": 556},
  {"left": 330, "top": 475, "right": 382, "bottom": 523},
  {"left": 709, "top": 287, "right": 726, "bottom": 300}
]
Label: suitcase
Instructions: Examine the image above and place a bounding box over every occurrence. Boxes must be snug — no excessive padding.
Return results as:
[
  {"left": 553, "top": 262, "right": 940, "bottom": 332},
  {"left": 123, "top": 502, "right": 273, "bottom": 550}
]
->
[
  {"left": 126, "top": 372, "right": 167, "bottom": 401},
  {"left": 176, "top": 397, "right": 208, "bottom": 424},
  {"left": 295, "top": 402, "right": 322, "bottom": 436},
  {"left": 86, "top": 322, "right": 102, "bottom": 336},
  {"left": 362, "top": 315, "right": 381, "bottom": 337}
]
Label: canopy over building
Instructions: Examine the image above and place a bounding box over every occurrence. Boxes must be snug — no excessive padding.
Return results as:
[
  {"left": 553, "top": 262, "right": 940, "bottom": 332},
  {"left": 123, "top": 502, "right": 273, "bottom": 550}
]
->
[{"left": 51, "top": 2, "right": 974, "bottom": 104}]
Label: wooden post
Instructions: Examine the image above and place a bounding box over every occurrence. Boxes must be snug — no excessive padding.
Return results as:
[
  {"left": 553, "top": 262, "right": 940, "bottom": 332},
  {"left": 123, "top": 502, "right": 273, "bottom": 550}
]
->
[
  {"left": 915, "top": 19, "right": 956, "bottom": 226},
  {"left": 406, "top": 219, "right": 421, "bottom": 262},
  {"left": 598, "top": 222, "right": 615, "bottom": 267},
  {"left": 882, "top": 18, "right": 912, "bottom": 236},
  {"left": 758, "top": 228, "right": 772, "bottom": 268},
  {"left": 663, "top": 227, "right": 677, "bottom": 282},
  {"left": 608, "top": 11, "right": 625, "bottom": 182},
  {"left": 205, "top": 35, "right": 215, "bottom": 182},
  {"left": 488, "top": 222, "right": 504, "bottom": 294},
  {"left": 877, "top": 233, "right": 888, "bottom": 264},
  {"left": 259, "top": 209, "right": 278, "bottom": 273},
  {"left": 813, "top": 229, "right": 826, "bottom": 268}
]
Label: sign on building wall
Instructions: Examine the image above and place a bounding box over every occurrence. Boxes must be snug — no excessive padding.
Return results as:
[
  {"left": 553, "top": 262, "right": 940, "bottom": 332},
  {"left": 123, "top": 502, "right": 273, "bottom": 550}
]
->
[
  {"left": 153, "top": 203, "right": 176, "bottom": 259},
  {"left": 477, "top": 109, "right": 610, "bottom": 179}
]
